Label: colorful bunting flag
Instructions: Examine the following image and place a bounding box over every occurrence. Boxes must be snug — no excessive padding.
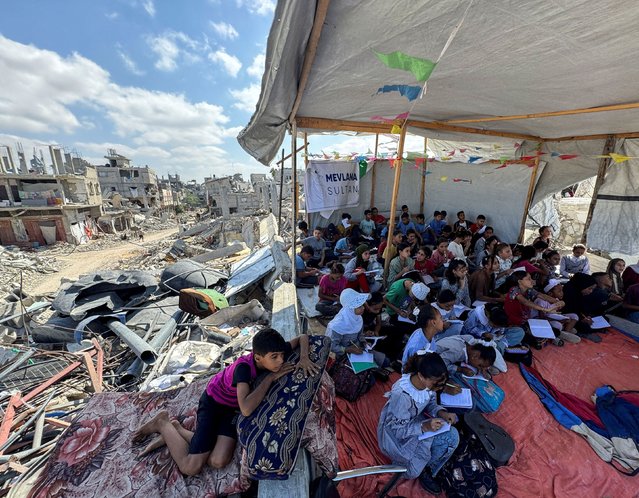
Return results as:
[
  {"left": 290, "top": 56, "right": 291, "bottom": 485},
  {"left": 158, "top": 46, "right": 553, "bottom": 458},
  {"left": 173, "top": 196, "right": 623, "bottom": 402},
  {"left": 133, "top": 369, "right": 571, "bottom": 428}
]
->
[
  {"left": 468, "top": 156, "right": 482, "bottom": 163},
  {"left": 374, "top": 50, "right": 437, "bottom": 82},
  {"left": 558, "top": 154, "right": 578, "bottom": 160},
  {"left": 609, "top": 153, "right": 632, "bottom": 163},
  {"left": 440, "top": 176, "right": 448, "bottom": 182},
  {"left": 391, "top": 124, "right": 402, "bottom": 134},
  {"left": 359, "top": 159, "right": 368, "bottom": 178},
  {"left": 453, "top": 178, "right": 472, "bottom": 183},
  {"left": 376, "top": 85, "right": 422, "bottom": 101},
  {"left": 415, "top": 157, "right": 426, "bottom": 167}
]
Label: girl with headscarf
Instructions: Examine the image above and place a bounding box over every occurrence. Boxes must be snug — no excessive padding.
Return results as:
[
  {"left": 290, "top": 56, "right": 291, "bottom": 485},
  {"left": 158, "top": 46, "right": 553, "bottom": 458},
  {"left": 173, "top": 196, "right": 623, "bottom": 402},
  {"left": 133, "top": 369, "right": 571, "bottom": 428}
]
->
[
  {"left": 344, "top": 244, "right": 382, "bottom": 293},
  {"left": 562, "top": 273, "right": 601, "bottom": 341},
  {"left": 326, "top": 289, "right": 386, "bottom": 366}
]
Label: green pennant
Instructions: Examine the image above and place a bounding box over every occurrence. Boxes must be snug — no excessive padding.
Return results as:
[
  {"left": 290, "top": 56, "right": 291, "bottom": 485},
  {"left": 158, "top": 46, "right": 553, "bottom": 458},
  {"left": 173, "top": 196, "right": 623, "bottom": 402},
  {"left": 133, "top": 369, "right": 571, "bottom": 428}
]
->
[
  {"left": 374, "top": 50, "right": 437, "bottom": 82},
  {"left": 359, "top": 159, "right": 368, "bottom": 178}
]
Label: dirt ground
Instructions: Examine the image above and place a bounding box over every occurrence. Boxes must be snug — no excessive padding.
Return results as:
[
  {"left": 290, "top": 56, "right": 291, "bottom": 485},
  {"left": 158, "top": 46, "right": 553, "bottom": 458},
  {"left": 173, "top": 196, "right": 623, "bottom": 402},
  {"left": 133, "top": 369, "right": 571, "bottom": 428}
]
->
[{"left": 26, "top": 227, "right": 178, "bottom": 295}]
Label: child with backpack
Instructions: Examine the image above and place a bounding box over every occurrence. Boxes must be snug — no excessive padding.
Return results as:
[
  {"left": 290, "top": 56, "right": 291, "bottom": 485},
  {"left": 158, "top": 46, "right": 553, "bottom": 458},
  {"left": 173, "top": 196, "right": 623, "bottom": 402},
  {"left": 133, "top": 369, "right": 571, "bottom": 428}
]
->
[{"left": 377, "top": 352, "right": 459, "bottom": 494}]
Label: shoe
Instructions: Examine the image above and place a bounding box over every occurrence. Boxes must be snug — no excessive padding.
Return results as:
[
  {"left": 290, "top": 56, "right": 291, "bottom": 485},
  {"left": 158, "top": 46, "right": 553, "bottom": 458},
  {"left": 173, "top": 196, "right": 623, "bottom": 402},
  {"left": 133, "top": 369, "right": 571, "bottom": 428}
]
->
[
  {"left": 418, "top": 470, "right": 441, "bottom": 495},
  {"left": 579, "top": 332, "right": 602, "bottom": 343},
  {"left": 552, "top": 338, "right": 565, "bottom": 347},
  {"left": 559, "top": 331, "right": 581, "bottom": 343}
]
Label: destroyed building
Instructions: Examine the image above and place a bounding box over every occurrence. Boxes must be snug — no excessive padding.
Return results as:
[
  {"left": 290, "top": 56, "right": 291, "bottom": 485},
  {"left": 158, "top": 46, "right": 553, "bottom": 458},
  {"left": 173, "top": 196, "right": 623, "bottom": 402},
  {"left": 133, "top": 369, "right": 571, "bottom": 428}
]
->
[
  {"left": 96, "top": 149, "right": 160, "bottom": 209},
  {"left": 203, "top": 173, "right": 275, "bottom": 217},
  {"left": 0, "top": 145, "right": 102, "bottom": 246}
]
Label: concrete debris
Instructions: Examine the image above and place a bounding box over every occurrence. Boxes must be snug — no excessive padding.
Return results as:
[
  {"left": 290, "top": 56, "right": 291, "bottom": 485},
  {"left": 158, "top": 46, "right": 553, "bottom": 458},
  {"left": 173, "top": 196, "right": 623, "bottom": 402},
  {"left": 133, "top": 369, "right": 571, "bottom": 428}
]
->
[{"left": 0, "top": 207, "right": 300, "bottom": 494}]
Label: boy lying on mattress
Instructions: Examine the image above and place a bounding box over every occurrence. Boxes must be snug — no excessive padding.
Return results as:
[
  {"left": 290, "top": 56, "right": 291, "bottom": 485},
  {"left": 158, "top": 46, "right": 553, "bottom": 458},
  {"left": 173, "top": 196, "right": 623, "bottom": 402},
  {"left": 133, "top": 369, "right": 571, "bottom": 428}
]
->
[{"left": 133, "top": 328, "right": 319, "bottom": 476}]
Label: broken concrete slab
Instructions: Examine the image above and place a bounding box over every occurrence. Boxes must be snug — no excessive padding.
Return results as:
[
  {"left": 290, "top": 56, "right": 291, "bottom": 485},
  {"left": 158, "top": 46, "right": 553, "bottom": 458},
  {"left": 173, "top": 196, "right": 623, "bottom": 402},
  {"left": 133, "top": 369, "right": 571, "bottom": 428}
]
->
[
  {"left": 160, "top": 260, "right": 227, "bottom": 293},
  {"left": 224, "top": 246, "right": 275, "bottom": 299},
  {"left": 189, "top": 241, "right": 248, "bottom": 264}
]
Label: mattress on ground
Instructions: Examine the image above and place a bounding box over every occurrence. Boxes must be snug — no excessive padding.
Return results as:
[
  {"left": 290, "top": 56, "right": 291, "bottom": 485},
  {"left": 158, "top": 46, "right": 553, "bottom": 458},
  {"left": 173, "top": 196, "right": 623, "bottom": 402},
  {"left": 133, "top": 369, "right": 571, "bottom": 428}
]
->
[{"left": 335, "top": 329, "right": 639, "bottom": 498}]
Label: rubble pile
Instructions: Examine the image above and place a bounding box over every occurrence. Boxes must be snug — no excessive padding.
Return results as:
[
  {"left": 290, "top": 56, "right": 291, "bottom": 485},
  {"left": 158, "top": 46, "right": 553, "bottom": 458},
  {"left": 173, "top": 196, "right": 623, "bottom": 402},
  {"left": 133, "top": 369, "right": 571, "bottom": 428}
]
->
[
  {"left": 0, "top": 246, "right": 60, "bottom": 290},
  {"left": 0, "top": 211, "right": 294, "bottom": 494}
]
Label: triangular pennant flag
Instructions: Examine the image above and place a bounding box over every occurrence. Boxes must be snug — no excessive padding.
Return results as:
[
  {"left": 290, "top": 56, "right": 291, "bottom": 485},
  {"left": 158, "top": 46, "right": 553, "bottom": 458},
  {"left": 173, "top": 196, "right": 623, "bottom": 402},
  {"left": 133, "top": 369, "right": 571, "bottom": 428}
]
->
[
  {"left": 440, "top": 176, "right": 448, "bottom": 182},
  {"left": 374, "top": 50, "right": 437, "bottom": 82},
  {"left": 359, "top": 159, "right": 368, "bottom": 178},
  {"left": 376, "top": 85, "right": 422, "bottom": 101},
  {"left": 391, "top": 124, "right": 402, "bottom": 134},
  {"left": 440, "top": 156, "right": 452, "bottom": 161},
  {"left": 423, "top": 171, "right": 432, "bottom": 175},
  {"left": 395, "top": 112, "right": 410, "bottom": 120},
  {"left": 495, "top": 164, "right": 509, "bottom": 169},
  {"left": 609, "top": 153, "right": 632, "bottom": 163},
  {"left": 468, "top": 156, "right": 482, "bottom": 163},
  {"left": 447, "top": 149, "right": 456, "bottom": 156},
  {"left": 459, "top": 148, "right": 467, "bottom": 153},
  {"left": 559, "top": 154, "right": 578, "bottom": 160},
  {"left": 415, "top": 157, "right": 426, "bottom": 167},
  {"left": 520, "top": 155, "right": 537, "bottom": 161},
  {"left": 453, "top": 178, "right": 472, "bottom": 183},
  {"left": 551, "top": 152, "right": 560, "bottom": 157},
  {"left": 499, "top": 156, "right": 508, "bottom": 164}
]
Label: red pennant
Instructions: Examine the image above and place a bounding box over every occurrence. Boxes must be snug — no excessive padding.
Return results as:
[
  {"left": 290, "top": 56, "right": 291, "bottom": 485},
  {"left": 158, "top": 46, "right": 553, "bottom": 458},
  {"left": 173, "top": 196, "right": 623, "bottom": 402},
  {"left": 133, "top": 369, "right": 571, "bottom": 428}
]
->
[
  {"left": 559, "top": 154, "right": 579, "bottom": 160},
  {"left": 447, "top": 149, "right": 456, "bottom": 156},
  {"left": 495, "top": 164, "right": 509, "bottom": 169},
  {"left": 415, "top": 157, "right": 426, "bottom": 166}
]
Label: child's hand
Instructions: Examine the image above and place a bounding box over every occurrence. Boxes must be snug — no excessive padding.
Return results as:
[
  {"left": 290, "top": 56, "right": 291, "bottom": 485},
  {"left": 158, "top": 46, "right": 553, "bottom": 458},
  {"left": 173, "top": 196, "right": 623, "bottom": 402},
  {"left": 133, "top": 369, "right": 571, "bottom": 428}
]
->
[
  {"left": 270, "top": 362, "right": 295, "bottom": 381},
  {"left": 422, "top": 418, "right": 445, "bottom": 432},
  {"left": 295, "top": 357, "right": 320, "bottom": 377},
  {"left": 459, "top": 366, "right": 475, "bottom": 377},
  {"left": 440, "top": 411, "right": 458, "bottom": 425},
  {"left": 443, "top": 383, "right": 462, "bottom": 395},
  {"left": 346, "top": 345, "right": 363, "bottom": 354},
  {"left": 481, "top": 333, "right": 494, "bottom": 341}
]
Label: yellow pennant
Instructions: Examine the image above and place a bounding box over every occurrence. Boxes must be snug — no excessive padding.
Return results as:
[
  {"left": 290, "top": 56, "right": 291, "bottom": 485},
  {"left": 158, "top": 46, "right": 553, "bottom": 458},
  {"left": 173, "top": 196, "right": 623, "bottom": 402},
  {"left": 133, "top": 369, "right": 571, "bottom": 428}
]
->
[
  {"left": 391, "top": 124, "right": 402, "bottom": 134},
  {"left": 609, "top": 153, "right": 632, "bottom": 163},
  {"left": 440, "top": 176, "right": 448, "bottom": 182}
]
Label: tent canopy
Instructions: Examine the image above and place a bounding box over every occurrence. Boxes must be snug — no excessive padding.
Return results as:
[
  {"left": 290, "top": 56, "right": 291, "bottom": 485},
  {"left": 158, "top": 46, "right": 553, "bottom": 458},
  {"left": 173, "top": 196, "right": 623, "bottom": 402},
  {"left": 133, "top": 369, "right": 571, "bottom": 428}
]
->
[
  {"left": 237, "top": 0, "right": 639, "bottom": 255},
  {"left": 238, "top": 0, "right": 639, "bottom": 165}
]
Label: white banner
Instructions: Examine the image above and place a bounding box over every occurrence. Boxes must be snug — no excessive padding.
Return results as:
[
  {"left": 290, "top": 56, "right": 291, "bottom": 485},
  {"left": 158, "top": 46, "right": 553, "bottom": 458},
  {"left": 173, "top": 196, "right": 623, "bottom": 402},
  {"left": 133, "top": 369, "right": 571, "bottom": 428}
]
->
[{"left": 305, "top": 160, "right": 360, "bottom": 213}]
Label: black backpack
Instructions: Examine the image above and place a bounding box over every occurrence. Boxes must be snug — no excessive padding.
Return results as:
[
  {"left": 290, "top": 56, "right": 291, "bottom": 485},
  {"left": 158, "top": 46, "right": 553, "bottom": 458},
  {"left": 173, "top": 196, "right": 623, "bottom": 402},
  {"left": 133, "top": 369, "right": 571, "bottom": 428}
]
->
[{"left": 437, "top": 428, "right": 498, "bottom": 498}]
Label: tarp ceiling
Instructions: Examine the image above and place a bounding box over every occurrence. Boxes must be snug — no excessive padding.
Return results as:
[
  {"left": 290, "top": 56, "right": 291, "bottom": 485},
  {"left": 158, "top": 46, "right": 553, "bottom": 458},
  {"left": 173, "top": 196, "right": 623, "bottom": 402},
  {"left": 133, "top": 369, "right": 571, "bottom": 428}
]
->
[{"left": 238, "top": 0, "right": 639, "bottom": 165}]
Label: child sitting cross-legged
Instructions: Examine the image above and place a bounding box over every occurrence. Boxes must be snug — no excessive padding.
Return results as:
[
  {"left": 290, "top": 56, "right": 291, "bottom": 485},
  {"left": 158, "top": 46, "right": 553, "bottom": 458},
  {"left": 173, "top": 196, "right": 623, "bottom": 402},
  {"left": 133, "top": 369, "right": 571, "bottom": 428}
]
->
[
  {"left": 315, "top": 261, "right": 347, "bottom": 317},
  {"left": 462, "top": 304, "right": 525, "bottom": 354},
  {"left": 377, "top": 352, "right": 459, "bottom": 495},
  {"left": 133, "top": 328, "right": 318, "bottom": 476},
  {"left": 431, "top": 289, "right": 464, "bottom": 340},
  {"left": 402, "top": 303, "right": 445, "bottom": 364},
  {"left": 532, "top": 279, "right": 581, "bottom": 343},
  {"left": 504, "top": 271, "right": 564, "bottom": 348}
]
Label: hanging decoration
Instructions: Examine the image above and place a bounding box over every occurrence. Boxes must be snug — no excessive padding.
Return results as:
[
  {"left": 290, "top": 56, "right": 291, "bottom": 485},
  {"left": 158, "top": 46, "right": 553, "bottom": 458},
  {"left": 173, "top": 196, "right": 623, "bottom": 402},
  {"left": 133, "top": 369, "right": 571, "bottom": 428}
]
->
[{"left": 376, "top": 85, "right": 422, "bottom": 101}]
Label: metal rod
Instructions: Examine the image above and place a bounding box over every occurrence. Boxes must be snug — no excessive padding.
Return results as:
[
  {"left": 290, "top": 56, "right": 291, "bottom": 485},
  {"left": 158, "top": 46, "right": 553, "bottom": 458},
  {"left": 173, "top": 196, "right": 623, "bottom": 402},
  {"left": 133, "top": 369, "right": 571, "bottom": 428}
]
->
[
  {"left": 278, "top": 148, "right": 285, "bottom": 231},
  {"left": 107, "top": 320, "right": 157, "bottom": 364}
]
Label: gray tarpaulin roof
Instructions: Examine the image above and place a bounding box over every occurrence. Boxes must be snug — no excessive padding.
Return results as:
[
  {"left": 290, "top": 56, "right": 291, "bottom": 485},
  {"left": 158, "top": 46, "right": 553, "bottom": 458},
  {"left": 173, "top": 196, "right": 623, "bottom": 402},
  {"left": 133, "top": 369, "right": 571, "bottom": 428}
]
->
[
  {"left": 238, "top": 0, "right": 639, "bottom": 255},
  {"left": 238, "top": 0, "right": 639, "bottom": 164}
]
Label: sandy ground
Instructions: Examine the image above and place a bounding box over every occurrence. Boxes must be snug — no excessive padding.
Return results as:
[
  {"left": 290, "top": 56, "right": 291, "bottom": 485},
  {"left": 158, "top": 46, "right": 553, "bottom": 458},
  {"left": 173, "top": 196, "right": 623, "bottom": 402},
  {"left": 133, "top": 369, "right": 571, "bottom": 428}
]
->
[{"left": 27, "top": 227, "right": 178, "bottom": 295}]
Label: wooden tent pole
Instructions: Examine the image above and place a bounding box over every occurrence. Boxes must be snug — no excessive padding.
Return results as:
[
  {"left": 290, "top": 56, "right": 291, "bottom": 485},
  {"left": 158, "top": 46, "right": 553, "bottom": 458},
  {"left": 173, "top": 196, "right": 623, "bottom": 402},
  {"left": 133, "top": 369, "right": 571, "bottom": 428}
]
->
[
  {"left": 420, "top": 137, "right": 428, "bottom": 214},
  {"left": 442, "top": 101, "right": 639, "bottom": 125},
  {"left": 291, "top": 122, "right": 298, "bottom": 282},
  {"left": 278, "top": 148, "right": 285, "bottom": 232},
  {"left": 517, "top": 143, "right": 543, "bottom": 242},
  {"left": 546, "top": 131, "right": 639, "bottom": 142},
  {"left": 581, "top": 135, "right": 616, "bottom": 244},
  {"left": 288, "top": 0, "right": 331, "bottom": 123},
  {"left": 370, "top": 134, "right": 379, "bottom": 207},
  {"left": 277, "top": 144, "right": 306, "bottom": 165},
  {"left": 304, "top": 132, "right": 310, "bottom": 226},
  {"left": 383, "top": 126, "right": 408, "bottom": 278}
]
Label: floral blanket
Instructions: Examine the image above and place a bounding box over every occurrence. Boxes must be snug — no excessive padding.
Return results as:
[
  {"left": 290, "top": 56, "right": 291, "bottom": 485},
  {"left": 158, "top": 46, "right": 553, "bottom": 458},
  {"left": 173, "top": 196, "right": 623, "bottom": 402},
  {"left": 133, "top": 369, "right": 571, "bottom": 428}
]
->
[
  {"left": 239, "top": 335, "right": 337, "bottom": 479},
  {"left": 29, "top": 349, "right": 337, "bottom": 497}
]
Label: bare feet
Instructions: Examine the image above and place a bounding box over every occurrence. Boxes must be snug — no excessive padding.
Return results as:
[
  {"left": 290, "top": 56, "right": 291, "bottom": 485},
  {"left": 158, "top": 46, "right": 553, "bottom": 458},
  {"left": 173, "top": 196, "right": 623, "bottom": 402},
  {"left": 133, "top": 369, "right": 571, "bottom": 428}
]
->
[
  {"left": 138, "top": 421, "right": 179, "bottom": 456},
  {"left": 133, "top": 410, "right": 170, "bottom": 443}
]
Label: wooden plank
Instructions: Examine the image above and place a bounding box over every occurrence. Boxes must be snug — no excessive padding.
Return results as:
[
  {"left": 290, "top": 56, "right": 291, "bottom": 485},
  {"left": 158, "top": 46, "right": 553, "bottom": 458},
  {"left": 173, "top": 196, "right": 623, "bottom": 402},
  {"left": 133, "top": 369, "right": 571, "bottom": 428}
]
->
[
  {"left": 419, "top": 137, "right": 427, "bottom": 214},
  {"left": 383, "top": 126, "right": 408, "bottom": 279},
  {"left": 581, "top": 136, "right": 616, "bottom": 244},
  {"left": 276, "top": 144, "right": 307, "bottom": 165},
  {"left": 0, "top": 393, "right": 21, "bottom": 448},
  {"left": 297, "top": 117, "right": 392, "bottom": 134},
  {"left": 288, "top": 0, "right": 332, "bottom": 124},
  {"left": 546, "top": 131, "right": 639, "bottom": 142},
  {"left": 517, "top": 143, "right": 543, "bottom": 242},
  {"left": 441, "top": 101, "right": 639, "bottom": 125},
  {"left": 304, "top": 132, "right": 310, "bottom": 226},
  {"left": 291, "top": 121, "right": 298, "bottom": 285},
  {"left": 370, "top": 134, "right": 378, "bottom": 207},
  {"left": 82, "top": 352, "right": 102, "bottom": 393},
  {"left": 407, "top": 119, "right": 542, "bottom": 141}
]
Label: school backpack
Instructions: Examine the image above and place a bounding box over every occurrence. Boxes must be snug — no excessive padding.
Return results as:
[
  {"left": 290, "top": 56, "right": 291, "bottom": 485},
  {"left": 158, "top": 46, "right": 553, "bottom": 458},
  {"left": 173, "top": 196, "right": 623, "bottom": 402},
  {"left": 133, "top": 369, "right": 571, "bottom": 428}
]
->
[
  {"left": 437, "top": 427, "right": 498, "bottom": 498},
  {"left": 464, "top": 411, "right": 515, "bottom": 467},
  {"left": 503, "top": 345, "right": 533, "bottom": 366},
  {"left": 451, "top": 373, "right": 505, "bottom": 414},
  {"left": 328, "top": 355, "right": 375, "bottom": 402}
]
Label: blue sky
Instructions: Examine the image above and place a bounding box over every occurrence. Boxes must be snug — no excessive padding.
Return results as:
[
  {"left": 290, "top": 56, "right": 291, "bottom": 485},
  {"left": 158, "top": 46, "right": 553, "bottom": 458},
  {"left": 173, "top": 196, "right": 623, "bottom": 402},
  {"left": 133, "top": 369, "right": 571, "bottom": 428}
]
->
[{"left": 0, "top": 0, "right": 286, "bottom": 181}]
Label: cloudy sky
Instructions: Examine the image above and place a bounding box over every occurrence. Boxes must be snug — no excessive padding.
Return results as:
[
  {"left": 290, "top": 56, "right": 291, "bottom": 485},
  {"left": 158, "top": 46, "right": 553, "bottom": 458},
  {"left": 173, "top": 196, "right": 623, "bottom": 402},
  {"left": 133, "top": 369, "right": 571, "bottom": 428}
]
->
[{"left": 0, "top": 0, "right": 301, "bottom": 181}]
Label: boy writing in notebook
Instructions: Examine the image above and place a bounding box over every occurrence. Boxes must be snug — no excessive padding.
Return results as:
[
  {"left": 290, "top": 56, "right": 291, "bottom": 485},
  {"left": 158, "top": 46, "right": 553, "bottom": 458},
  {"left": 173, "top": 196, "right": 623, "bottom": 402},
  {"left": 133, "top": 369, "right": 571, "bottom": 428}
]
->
[{"left": 133, "top": 328, "right": 318, "bottom": 475}]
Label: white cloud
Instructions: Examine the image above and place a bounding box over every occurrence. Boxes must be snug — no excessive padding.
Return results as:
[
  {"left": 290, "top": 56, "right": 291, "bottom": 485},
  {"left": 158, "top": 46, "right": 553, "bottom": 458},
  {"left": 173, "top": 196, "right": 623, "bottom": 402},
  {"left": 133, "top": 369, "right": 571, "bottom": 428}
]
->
[
  {"left": 247, "top": 52, "right": 265, "bottom": 79},
  {"left": 229, "top": 83, "right": 261, "bottom": 112},
  {"left": 0, "top": 35, "right": 255, "bottom": 181},
  {"left": 117, "top": 48, "right": 145, "bottom": 76},
  {"left": 236, "top": 0, "right": 275, "bottom": 16},
  {"left": 210, "top": 21, "right": 239, "bottom": 40},
  {"left": 146, "top": 31, "right": 204, "bottom": 72},
  {"left": 105, "top": 11, "right": 119, "bottom": 20},
  {"left": 209, "top": 48, "right": 242, "bottom": 77},
  {"left": 141, "top": 0, "right": 156, "bottom": 17}
]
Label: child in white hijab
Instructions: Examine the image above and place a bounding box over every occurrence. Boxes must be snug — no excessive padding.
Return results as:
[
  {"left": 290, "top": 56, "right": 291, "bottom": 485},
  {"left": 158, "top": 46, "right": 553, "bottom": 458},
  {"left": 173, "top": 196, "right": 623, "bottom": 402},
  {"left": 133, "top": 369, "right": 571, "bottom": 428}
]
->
[{"left": 326, "top": 288, "right": 387, "bottom": 366}]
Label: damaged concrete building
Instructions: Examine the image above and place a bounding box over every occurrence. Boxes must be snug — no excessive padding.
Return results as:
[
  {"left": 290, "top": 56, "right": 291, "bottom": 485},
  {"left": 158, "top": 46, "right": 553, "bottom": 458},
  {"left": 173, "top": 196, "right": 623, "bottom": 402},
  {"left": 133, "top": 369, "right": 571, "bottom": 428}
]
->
[
  {"left": 97, "top": 149, "right": 160, "bottom": 209},
  {"left": 204, "top": 173, "right": 275, "bottom": 218},
  {"left": 0, "top": 148, "right": 103, "bottom": 246}
]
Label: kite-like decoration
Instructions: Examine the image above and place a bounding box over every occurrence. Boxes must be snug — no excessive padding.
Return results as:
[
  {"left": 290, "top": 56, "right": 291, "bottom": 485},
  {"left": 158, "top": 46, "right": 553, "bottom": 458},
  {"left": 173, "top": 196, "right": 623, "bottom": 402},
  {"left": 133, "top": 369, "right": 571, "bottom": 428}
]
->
[{"left": 374, "top": 50, "right": 437, "bottom": 82}]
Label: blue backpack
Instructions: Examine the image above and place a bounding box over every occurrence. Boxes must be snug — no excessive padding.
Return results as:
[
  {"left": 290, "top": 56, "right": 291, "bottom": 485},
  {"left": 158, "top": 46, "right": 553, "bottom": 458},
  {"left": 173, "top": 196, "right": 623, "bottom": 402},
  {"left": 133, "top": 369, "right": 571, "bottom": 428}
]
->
[{"left": 451, "top": 373, "right": 505, "bottom": 413}]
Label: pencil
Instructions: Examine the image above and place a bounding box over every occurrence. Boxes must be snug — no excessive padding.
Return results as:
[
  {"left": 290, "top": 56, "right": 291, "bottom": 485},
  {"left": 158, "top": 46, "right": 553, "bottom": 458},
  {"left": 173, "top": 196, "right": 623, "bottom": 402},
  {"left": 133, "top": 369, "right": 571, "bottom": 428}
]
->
[{"left": 445, "top": 383, "right": 458, "bottom": 388}]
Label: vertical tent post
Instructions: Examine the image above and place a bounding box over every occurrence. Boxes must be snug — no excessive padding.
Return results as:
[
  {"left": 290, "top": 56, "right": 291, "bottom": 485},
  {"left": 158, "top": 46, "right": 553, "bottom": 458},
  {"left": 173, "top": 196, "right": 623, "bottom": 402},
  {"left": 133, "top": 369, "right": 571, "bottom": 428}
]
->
[
  {"left": 517, "top": 142, "right": 543, "bottom": 242},
  {"left": 581, "top": 135, "right": 616, "bottom": 244},
  {"left": 291, "top": 122, "right": 298, "bottom": 284},
  {"left": 370, "top": 133, "right": 379, "bottom": 207},
  {"left": 278, "top": 148, "right": 285, "bottom": 232},
  {"left": 420, "top": 137, "right": 428, "bottom": 214},
  {"left": 383, "top": 126, "right": 408, "bottom": 278},
  {"left": 304, "top": 132, "right": 310, "bottom": 226}
]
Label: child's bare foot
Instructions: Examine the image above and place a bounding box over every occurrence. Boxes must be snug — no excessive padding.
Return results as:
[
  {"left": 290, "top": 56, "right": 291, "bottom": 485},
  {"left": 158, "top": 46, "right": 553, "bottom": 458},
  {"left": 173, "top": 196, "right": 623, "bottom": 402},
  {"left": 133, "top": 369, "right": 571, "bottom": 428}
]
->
[
  {"left": 138, "top": 421, "right": 179, "bottom": 456},
  {"left": 133, "top": 410, "right": 170, "bottom": 443}
]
